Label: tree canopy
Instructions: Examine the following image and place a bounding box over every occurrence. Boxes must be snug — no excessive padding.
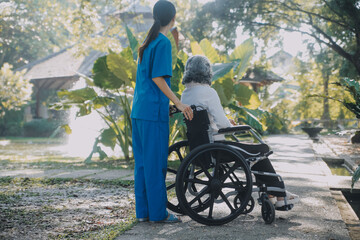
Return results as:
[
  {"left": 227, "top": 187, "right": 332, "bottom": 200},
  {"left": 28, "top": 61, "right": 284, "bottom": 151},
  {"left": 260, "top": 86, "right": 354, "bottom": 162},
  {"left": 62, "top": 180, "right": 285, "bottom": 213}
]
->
[
  {"left": 0, "top": 63, "right": 32, "bottom": 116},
  {"left": 191, "top": 0, "right": 360, "bottom": 76},
  {"left": 0, "top": 0, "right": 71, "bottom": 68},
  {"left": 0, "top": 0, "right": 127, "bottom": 69}
]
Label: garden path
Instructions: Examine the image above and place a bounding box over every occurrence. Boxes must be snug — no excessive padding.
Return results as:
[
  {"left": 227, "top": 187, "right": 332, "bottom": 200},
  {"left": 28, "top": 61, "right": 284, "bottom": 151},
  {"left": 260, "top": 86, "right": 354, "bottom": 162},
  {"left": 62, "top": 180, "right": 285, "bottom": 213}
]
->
[{"left": 116, "top": 134, "right": 359, "bottom": 240}]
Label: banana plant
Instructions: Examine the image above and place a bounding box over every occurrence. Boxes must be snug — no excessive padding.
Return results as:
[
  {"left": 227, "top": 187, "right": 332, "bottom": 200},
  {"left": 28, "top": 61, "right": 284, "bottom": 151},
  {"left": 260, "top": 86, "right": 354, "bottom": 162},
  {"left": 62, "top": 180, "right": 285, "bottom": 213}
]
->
[
  {"left": 52, "top": 44, "right": 137, "bottom": 163},
  {"left": 52, "top": 26, "right": 279, "bottom": 162}
]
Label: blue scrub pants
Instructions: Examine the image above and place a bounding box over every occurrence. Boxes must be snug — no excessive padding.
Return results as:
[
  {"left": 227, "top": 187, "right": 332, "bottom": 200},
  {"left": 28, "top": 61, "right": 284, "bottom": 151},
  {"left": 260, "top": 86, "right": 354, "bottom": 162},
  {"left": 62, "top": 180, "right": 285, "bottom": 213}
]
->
[{"left": 132, "top": 118, "right": 169, "bottom": 221}]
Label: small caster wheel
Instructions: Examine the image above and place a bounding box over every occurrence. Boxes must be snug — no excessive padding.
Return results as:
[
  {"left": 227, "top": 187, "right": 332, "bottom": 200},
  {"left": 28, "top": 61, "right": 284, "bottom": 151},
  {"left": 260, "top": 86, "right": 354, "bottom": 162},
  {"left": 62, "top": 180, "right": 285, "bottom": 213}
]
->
[
  {"left": 261, "top": 198, "right": 275, "bottom": 224},
  {"left": 234, "top": 195, "right": 255, "bottom": 214}
]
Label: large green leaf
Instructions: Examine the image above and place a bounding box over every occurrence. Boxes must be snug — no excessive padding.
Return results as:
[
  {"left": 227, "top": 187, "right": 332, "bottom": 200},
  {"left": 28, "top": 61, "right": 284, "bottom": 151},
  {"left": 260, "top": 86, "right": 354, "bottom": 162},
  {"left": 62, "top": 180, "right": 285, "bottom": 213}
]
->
[
  {"left": 244, "top": 111, "right": 265, "bottom": 133},
  {"left": 93, "top": 56, "right": 122, "bottom": 89},
  {"left": 57, "top": 87, "right": 97, "bottom": 104},
  {"left": 338, "top": 77, "right": 360, "bottom": 94},
  {"left": 243, "top": 108, "right": 270, "bottom": 131},
  {"left": 93, "top": 96, "right": 115, "bottom": 109},
  {"left": 234, "top": 84, "right": 261, "bottom": 109},
  {"left": 212, "top": 62, "right": 237, "bottom": 81},
  {"left": 244, "top": 114, "right": 264, "bottom": 133},
  {"left": 343, "top": 102, "right": 360, "bottom": 118},
  {"left": 331, "top": 78, "right": 360, "bottom": 118},
  {"left": 100, "top": 127, "right": 117, "bottom": 150},
  {"left": 85, "top": 144, "right": 108, "bottom": 162},
  {"left": 178, "top": 50, "right": 188, "bottom": 65},
  {"left": 229, "top": 104, "right": 264, "bottom": 133},
  {"left": 107, "top": 51, "right": 134, "bottom": 86},
  {"left": 221, "top": 78, "right": 235, "bottom": 100},
  {"left": 125, "top": 25, "right": 139, "bottom": 61},
  {"left": 199, "top": 39, "right": 220, "bottom": 63},
  {"left": 190, "top": 41, "right": 204, "bottom": 56},
  {"left": 61, "top": 124, "right": 72, "bottom": 134},
  {"left": 167, "top": 32, "right": 178, "bottom": 70},
  {"left": 172, "top": 58, "right": 185, "bottom": 94},
  {"left": 213, "top": 78, "right": 234, "bottom": 106},
  {"left": 212, "top": 82, "right": 228, "bottom": 106},
  {"left": 169, "top": 111, "right": 186, "bottom": 145},
  {"left": 120, "top": 47, "right": 137, "bottom": 83},
  {"left": 230, "top": 39, "right": 255, "bottom": 81}
]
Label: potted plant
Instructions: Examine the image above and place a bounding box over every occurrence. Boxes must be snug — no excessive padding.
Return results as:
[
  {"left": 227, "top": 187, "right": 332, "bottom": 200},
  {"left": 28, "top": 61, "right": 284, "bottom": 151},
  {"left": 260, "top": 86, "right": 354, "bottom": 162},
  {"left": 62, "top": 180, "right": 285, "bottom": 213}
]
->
[{"left": 301, "top": 121, "right": 323, "bottom": 141}]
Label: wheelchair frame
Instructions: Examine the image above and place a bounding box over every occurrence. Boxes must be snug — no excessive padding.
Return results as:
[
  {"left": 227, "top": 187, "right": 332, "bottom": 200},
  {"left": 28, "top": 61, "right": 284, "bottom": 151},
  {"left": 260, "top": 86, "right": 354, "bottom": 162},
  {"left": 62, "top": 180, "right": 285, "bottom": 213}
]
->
[{"left": 166, "top": 105, "right": 293, "bottom": 225}]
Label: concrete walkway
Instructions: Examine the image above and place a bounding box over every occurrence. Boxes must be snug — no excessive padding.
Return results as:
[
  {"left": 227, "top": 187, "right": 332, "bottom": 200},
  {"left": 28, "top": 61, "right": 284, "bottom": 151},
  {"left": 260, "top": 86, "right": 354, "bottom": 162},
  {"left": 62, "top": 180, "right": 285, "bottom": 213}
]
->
[
  {"left": 117, "top": 135, "right": 355, "bottom": 240},
  {"left": 1, "top": 134, "right": 358, "bottom": 239}
]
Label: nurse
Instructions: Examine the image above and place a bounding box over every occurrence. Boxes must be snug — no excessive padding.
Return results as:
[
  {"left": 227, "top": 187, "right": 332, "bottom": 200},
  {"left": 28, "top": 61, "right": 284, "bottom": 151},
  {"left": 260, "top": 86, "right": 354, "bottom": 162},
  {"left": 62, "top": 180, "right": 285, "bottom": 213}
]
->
[{"left": 130, "top": 0, "right": 193, "bottom": 223}]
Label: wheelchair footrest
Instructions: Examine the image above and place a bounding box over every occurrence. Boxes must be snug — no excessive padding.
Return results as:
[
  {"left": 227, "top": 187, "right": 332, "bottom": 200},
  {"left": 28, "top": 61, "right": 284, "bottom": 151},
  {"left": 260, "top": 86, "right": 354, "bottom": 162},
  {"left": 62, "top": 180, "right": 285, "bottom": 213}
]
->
[{"left": 275, "top": 204, "right": 294, "bottom": 211}]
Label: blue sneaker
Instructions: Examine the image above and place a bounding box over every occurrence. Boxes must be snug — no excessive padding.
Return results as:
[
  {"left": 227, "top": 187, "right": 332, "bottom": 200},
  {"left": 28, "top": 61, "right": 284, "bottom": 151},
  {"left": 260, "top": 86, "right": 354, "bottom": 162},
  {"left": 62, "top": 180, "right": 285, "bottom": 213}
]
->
[
  {"left": 137, "top": 217, "right": 149, "bottom": 222},
  {"left": 150, "top": 213, "right": 181, "bottom": 223}
]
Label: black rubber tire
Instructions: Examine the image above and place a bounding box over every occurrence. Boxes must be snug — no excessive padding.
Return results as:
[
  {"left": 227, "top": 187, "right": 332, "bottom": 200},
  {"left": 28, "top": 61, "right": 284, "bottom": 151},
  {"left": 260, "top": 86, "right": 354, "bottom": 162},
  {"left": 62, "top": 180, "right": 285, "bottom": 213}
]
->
[
  {"left": 167, "top": 140, "right": 189, "bottom": 214},
  {"left": 234, "top": 195, "right": 255, "bottom": 214},
  {"left": 261, "top": 199, "right": 275, "bottom": 224},
  {"left": 176, "top": 143, "right": 253, "bottom": 226}
]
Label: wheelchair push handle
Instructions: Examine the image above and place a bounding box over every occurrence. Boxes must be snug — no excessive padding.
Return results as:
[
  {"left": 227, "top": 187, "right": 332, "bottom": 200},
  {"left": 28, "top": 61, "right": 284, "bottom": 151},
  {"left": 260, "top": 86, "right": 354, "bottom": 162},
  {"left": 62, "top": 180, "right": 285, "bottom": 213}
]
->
[
  {"left": 169, "top": 105, "right": 181, "bottom": 116},
  {"left": 169, "top": 104, "right": 196, "bottom": 116}
]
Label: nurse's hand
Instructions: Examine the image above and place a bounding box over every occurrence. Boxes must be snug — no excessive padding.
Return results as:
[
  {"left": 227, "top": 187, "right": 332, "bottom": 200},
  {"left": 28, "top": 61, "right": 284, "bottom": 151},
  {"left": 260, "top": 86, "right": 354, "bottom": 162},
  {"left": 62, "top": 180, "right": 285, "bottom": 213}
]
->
[
  {"left": 176, "top": 102, "right": 193, "bottom": 120},
  {"left": 230, "top": 119, "right": 237, "bottom": 126}
]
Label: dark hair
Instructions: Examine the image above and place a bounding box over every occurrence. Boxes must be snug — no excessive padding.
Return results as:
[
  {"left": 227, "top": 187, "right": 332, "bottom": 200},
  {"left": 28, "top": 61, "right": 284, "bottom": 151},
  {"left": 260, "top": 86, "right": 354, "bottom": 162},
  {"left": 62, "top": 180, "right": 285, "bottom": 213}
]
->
[
  {"left": 182, "top": 55, "right": 213, "bottom": 85},
  {"left": 138, "top": 1, "right": 176, "bottom": 63}
]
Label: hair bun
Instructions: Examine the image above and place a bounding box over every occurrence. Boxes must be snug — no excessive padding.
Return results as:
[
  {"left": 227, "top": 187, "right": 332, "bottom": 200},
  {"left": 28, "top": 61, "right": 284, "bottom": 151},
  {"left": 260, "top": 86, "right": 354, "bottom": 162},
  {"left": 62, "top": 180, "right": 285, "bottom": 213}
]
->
[{"left": 153, "top": 1, "right": 176, "bottom": 26}]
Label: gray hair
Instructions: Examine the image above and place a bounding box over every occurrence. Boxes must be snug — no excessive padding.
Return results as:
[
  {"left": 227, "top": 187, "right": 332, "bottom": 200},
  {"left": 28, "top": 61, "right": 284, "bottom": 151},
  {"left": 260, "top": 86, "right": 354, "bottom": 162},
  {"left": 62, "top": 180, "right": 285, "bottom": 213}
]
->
[{"left": 182, "top": 55, "right": 212, "bottom": 85}]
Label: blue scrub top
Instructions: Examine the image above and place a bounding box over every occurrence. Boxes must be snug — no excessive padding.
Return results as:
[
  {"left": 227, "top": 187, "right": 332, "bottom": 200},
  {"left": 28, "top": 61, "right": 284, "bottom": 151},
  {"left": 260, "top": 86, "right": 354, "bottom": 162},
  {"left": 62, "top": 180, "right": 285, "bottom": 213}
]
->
[{"left": 131, "top": 33, "right": 172, "bottom": 122}]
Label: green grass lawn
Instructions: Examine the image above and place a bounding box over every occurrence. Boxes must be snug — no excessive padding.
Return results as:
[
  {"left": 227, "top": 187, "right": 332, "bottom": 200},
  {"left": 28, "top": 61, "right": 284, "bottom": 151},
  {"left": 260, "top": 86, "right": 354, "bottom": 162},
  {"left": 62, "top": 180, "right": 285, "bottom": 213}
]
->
[{"left": 0, "top": 137, "right": 134, "bottom": 170}]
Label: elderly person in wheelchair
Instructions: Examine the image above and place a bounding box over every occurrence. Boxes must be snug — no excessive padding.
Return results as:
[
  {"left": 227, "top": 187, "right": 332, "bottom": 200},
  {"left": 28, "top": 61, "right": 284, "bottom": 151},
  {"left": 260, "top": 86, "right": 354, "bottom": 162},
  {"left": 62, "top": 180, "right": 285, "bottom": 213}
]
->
[{"left": 166, "top": 55, "right": 299, "bottom": 226}]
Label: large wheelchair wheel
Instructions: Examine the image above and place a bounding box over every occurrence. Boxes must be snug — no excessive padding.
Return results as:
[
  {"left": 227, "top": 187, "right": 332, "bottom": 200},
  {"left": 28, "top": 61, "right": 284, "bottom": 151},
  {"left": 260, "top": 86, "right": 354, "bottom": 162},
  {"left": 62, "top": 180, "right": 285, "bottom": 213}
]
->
[
  {"left": 167, "top": 140, "right": 189, "bottom": 214},
  {"left": 176, "top": 143, "right": 253, "bottom": 226}
]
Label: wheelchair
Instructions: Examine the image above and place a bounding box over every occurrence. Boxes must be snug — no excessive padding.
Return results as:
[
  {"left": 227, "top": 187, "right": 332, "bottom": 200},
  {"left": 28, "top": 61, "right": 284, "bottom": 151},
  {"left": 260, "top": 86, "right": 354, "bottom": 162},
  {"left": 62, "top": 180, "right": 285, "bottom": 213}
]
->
[{"left": 166, "top": 105, "right": 294, "bottom": 226}]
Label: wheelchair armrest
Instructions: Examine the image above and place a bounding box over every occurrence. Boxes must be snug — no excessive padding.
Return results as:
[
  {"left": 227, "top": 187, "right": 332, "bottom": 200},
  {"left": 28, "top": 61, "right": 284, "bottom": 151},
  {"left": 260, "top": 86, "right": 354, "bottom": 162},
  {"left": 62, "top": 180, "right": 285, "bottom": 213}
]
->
[{"left": 218, "top": 125, "right": 251, "bottom": 134}]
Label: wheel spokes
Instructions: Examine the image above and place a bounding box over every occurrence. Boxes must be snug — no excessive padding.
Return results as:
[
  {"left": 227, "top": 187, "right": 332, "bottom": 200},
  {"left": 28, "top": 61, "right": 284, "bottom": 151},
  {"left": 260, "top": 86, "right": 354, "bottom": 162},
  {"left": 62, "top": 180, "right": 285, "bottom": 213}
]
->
[
  {"left": 188, "top": 186, "right": 210, "bottom": 206},
  {"left": 220, "top": 191, "right": 235, "bottom": 213},
  {"left": 176, "top": 148, "right": 184, "bottom": 161},
  {"left": 184, "top": 177, "right": 209, "bottom": 185},
  {"left": 219, "top": 161, "right": 240, "bottom": 182},
  {"left": 198, "top": 160, "right": 213, "bottom": 180},
  {"left": 207, "top": 196, "right": 215, "bottom": 219},
  {"left": 166, "top": 183, "right": 176, "bottom": 191}
]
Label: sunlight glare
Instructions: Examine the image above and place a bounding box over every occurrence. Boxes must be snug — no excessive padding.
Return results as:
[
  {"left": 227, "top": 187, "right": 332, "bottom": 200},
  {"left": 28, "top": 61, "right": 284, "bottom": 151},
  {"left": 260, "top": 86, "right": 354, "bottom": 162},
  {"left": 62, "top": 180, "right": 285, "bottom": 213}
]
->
[{"left": 62, "top": 78, "right": 105, "bottom": 158}]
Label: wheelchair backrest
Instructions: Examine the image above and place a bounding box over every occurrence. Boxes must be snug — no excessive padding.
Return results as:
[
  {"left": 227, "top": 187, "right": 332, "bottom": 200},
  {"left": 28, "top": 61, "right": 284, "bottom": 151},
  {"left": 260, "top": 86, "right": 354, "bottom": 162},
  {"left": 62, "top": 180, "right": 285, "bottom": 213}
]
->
[{"left": 184, "top": 106, "right": 211, "bottom": 151}]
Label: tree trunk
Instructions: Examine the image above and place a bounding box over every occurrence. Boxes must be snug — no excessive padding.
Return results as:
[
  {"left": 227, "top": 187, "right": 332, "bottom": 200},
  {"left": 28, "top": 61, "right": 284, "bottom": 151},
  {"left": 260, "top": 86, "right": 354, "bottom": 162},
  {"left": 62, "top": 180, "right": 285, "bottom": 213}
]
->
[
  {"left": 321, "top": 74, "right": 331, "bottom": 128},
  {"left": 34, "top": 83, "right": 41, "bottom": 119},
  {"left": 353, "top": 55, "right": 360, "bottom": 77}
]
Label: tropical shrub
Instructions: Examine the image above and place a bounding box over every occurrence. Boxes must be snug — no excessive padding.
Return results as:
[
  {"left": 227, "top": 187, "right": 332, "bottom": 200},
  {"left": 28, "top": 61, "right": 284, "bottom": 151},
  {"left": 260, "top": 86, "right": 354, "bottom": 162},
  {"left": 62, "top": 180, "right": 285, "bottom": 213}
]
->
[
  {"left": 53, "top": 26, "right": 281, "bottom": 162},
  {"left": 0, "top": 63, "right": 32, "bottom": 117},
  {"left": 0, "top": 109, "right": 24, "bottom": 136},
  {"left": 52, "top": 57, "right": 136, "bottom": 162},
  {"left": 23, "top": 119, "right": 63, "bottom": 137}
]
